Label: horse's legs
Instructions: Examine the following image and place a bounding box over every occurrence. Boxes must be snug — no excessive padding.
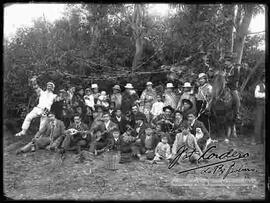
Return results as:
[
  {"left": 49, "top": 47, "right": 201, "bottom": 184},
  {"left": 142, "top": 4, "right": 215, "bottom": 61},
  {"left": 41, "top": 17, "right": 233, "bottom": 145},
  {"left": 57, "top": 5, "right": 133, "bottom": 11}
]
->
[
  {"left": 232, "top": 124, "right": 237, "bottom": 138},
  {"left": 227, "top": 125, "right": 231, "bottom": 139}
]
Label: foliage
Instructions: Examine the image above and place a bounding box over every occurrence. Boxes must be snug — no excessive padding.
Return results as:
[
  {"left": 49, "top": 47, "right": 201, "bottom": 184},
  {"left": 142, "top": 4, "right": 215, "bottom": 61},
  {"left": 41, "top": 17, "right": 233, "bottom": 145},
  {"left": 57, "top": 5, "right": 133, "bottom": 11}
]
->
[{"left": 4, "top": 4, "right": 265, "bottom": 130}]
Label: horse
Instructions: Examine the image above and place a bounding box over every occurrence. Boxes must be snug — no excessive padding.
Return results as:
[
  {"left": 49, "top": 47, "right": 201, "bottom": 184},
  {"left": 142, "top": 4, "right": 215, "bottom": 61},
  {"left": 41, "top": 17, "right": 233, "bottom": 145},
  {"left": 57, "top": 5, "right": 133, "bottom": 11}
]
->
[{"left": 208, "top": 71, "right": 237, "bottom": 142}]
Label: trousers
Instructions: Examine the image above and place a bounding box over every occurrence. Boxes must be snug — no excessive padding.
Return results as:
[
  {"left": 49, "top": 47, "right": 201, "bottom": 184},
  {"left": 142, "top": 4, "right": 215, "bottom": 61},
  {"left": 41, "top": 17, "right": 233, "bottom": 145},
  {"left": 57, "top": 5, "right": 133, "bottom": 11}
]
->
[
  {"left": 21, "top": 107, "right": 47, "bottom": 132},
  {"left": 254, "top": 103, "right": 265, "bottom": 143},
  {"left": 231, "top": 90, "right": 240, "bottom": 115}
]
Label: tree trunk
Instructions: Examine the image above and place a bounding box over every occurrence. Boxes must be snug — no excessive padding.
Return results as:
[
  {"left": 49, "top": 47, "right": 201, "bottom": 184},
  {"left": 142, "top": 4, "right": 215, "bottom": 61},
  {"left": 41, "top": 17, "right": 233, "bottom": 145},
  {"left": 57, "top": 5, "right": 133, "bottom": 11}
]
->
[
  {"left": 131, "top": 4, "right": 144, "bottom": 73},
  {"left": 233, "top": 4, "right": 254, "bottom": 64}
]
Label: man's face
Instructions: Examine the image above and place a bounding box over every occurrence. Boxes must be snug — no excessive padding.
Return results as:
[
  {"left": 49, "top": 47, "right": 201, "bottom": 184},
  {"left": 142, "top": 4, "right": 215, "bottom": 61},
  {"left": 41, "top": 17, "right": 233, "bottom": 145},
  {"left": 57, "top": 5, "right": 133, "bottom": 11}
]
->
[
  {"left": 113, "top": 89, "right": 119, "bottom": 94},
  {"left": 116, "top": 110, "right": 122, "bottom": 117},
  {"left": 85, "top": 90, "right": 91, "bottom": 95},
  {"left": 103, "top": 114, "right": 110, "bottom": 122},
  {"left": 182, "top": 128, "right": 189, "bottom": 135},
  {"left": 146, "top": 85, "right": 152, "bottom": 90},
  {"left": 110, "top": 103, "right": 115, "bottom": 109},
  {"left": 187, "top": 115, "right": 195, "bottom": 124},
  {"left": 47, "top": 84, "right": 54, "bottom": 92},
  {"left": 74, "top": 116, "right": 81, "bottom": 125},
  {"left": 48, "top": 114, "right": 56, "bottom": 122},
  {"left": 165, "top": 109, "right": 171, "bottom": 116},
  {"left": 59, "top": 92, "right": 63, "bottom": 98},
  {"left": 156, "top": 95, "right": 161, "bottom": 101},
  {"left": 184, "top": 87, "right": 191, "bottom": 92},
  {"left": 175, "top": 112, "right": 182, "bottom": 120},
  {"left": 93, "top": 111, "right": 99, "bottom": 118},
  {"left": 198, "top": 78, "right": 206, "bottom": 85},
  {"left": 97, "top": 107, "right": 103, "bottom": 114},
  {"left": 76, "top": 107, "right": 82, "bottom": 114},
  {"left": 183, "top": 102, "right": 191, "bottom": 110},
  {"left": 78, "top": 89, "right": 84, "bottom": 95},
  {"left": 166, "top": 87, "right": 172, "bottom": 92},
  {"left": 161, "top": 137, "right": 168, "bottom": 144},
  {"left": 132, "top": 106, "right": 138, "bottom": 114},
  {"left": 156, "top": 124, "right": 162, "bottom": 131}
]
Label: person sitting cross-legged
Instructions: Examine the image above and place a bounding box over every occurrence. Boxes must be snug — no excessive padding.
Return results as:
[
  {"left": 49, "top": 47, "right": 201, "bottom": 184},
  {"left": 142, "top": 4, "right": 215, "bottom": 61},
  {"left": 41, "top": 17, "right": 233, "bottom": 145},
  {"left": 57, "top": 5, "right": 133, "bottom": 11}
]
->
[
  {"left": 89, "top": 129, "right": 112, "bottom": 156},
  {"left": 61, "top": 114, "right": 91, "bottom": 154},
  {"left": 171, "top": 122, "right": 203, "bottom": 164},
  {"left": 16, "top": 112, "right": 65, "bottom": 154},
  {"left": 152, "top": 136, "right": 172, "bottom": 164}
]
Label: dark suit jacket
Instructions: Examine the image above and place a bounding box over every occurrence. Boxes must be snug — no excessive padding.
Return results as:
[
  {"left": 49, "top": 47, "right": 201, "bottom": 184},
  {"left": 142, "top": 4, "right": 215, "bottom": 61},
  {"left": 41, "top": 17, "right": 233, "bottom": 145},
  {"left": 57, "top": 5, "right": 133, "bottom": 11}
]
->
[
  {"left": 111, "top": 115, "right": 128, "bottom": 134},
  {"left": 35, "top": 119, "right": 66, "bottom": 141},
  {"left": 134, "top": 123, "right": 147, "bottom": 146}
]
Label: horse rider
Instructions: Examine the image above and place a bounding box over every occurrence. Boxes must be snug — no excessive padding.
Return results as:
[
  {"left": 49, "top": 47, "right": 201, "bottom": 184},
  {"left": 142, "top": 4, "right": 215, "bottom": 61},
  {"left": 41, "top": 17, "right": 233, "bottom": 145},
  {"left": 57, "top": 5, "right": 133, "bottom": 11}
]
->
[{"left": 223, "top": 52, "right": 241, "bottom": 123}]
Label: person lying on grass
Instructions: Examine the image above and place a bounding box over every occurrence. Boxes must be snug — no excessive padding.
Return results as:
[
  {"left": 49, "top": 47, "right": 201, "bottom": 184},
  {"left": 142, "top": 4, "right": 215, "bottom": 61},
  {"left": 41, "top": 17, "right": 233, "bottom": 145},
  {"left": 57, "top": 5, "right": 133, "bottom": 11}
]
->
[
  {"left": 16, "top": 112, "right": 65, "bottom": 154},
  {"left": 171, "top": 122, "right": 203, "bottom": 164}
]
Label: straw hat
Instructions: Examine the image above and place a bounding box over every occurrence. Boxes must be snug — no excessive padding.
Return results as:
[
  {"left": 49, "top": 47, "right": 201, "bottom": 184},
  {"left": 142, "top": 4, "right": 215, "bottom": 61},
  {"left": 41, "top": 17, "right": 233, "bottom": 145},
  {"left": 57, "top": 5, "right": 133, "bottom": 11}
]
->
[
  {"left": 91, "top": 84, "right": 98, "bottom": 89},
  {"left": 183, "top": 82, "right": 192, "bottom": 88},
  {"left": 124, "top": 83, "right": 134, "bottom": 89},
  {"left": 146, "top": 81, "right": 153, "bottom": 86},
  {"left": 166, "top": 83, "right": 174, "bottom": 88},
  {"left": 198, "top": 73, "right": 207, "bottom": 79}
]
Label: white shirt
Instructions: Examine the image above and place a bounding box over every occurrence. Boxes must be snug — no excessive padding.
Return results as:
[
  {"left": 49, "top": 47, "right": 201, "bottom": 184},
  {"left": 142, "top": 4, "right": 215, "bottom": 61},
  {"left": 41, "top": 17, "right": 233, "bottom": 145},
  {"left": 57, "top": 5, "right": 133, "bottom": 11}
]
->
[
  {"left": 105, "top": 120, "right": 111, "bottom": 130},
  {"left": 84, "top": 94, "right": 95, "bottom": 108},
  {"left": 151, "top": 101, "right": 164, "bottom": 116},
  {"left": 37, "top": 90, "right": 57, "bottom": 110},
  {"left": 116, "top": 116, "right": 122, "bottom": 122},
  {"left": 255, "top": 84, "right": 265, "bottom": 99}
]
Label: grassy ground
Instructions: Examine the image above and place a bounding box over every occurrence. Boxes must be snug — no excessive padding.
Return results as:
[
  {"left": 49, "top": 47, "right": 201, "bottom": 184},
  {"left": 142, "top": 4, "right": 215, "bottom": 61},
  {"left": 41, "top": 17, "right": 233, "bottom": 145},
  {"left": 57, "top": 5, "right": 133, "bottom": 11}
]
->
[{"left": 3, "top": 130, "right": 265, "bottom": 200}]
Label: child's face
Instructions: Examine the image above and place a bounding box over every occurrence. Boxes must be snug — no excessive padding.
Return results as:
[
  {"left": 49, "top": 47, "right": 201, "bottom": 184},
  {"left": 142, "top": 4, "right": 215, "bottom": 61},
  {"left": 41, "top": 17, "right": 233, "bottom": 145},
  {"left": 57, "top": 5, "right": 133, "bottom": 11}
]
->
[
  {"left": 157, "top": 95, "right": 161, "bottom": 101},
  {"left": 161, "top": 137, "right": 168, "bottom": 144},
  {"left": 196, "top": 128, "right": 202, "bottom": 134},
  {"left": 182, "top": 129, "right": 189, "bottom": 135}
]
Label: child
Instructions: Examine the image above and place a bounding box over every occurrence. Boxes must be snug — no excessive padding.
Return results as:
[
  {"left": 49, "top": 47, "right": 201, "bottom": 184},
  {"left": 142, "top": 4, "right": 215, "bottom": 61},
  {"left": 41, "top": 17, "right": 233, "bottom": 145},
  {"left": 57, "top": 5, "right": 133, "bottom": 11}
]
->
[
  {"left": 150, "top": 94, "right": 164, "bottom": 120},
  {"left": 195, "top": 127, "right": 204, "bottom": 141},
  {"left": 172, "top": 123, "right": 203, "bottom": 164},
  {"left": 144, "top": 127, "right": 159, "bottom": 160},
  {"left": 152, "top": 136, "right": 172, "bottom": 164},
  {"left": 97, "top": 91, "right": 109, "bottom": 108}
]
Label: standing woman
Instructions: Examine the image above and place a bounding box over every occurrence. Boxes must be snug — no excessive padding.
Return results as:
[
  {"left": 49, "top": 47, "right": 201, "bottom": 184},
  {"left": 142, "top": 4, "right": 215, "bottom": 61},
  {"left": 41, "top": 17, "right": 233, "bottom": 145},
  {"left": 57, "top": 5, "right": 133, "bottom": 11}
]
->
[{"left": 140, "top": 81, "right": 157, "bottom": 122}]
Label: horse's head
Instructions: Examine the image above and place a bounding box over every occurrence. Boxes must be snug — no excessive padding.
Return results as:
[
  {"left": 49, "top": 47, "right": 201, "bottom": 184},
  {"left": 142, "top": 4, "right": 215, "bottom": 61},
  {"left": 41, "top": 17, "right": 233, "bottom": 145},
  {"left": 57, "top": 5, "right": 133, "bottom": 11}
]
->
[{"left": 212, "top": 71, "right": 226, "bottom": 100}]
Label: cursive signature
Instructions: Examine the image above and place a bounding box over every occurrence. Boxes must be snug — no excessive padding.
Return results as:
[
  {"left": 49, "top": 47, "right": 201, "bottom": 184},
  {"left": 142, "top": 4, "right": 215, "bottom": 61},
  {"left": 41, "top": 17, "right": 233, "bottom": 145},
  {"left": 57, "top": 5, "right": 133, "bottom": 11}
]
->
[
  {"left": 168, "top": 145, "right": 250, "bottom": 175},
  {"left": 201, "top": 162, "right": 258, "bottom": 179}
]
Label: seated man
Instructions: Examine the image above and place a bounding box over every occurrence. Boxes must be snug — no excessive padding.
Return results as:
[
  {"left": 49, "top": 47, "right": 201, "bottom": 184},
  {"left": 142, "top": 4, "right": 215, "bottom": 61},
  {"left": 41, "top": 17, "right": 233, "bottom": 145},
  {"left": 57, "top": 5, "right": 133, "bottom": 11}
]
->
[
  {"left": 130, "top": 114, "right": 148, "bottom": 160},
  {"left": 61, "top": 114, "right": 91, "bottom": 153},
  {"left": 16, "top": 112, "right": 65, "bottom": 154},
  {"left": 111, "top": 109, "right": 128, "bottom": 134},
  {"left": 130, "top": 105, "right": 147, "bottom": 128},
  {"left": 187, "top": 113, "right": 210, "bottom": 151},
  {"left": 151, "top": 105, "right": 174, "bottom": 133},
  {"left": 171, "top": 122, "right": 203, "bottom": 164},
  {"left": 180, "top": 99, "right": 197, "bottom": 120},
  {"left": 89, "top": 129, "right": 111, "bottom": 155}
]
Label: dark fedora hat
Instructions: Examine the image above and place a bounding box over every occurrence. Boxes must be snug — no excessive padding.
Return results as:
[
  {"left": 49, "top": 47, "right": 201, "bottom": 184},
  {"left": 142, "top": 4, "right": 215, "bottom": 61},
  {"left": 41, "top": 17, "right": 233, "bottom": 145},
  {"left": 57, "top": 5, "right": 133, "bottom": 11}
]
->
[
  {"left": 163, "top": 105, "right": 174, "bottom": 112},
  {"left": 181, "top": 99, "right": 193, "bottom": 108}
]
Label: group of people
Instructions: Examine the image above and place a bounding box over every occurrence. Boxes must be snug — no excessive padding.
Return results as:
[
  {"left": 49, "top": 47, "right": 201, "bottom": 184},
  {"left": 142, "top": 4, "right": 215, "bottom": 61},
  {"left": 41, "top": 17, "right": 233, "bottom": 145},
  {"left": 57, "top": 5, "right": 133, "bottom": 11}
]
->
[{"left": 14, "top": 52, "right": 265, "bottom": 164}]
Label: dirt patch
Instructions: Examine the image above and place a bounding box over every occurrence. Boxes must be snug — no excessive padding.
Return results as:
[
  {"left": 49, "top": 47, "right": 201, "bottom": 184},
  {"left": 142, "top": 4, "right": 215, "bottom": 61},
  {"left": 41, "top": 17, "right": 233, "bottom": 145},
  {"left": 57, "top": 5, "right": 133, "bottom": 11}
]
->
[{"left": 3, "top": 133, "right": 265, "bottom": 200}]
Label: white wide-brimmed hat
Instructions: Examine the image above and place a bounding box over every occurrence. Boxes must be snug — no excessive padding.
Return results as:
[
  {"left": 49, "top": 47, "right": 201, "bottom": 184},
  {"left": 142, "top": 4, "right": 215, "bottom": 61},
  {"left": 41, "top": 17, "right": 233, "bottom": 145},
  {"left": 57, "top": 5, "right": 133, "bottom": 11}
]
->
[
  {"left": 166, "top": 83, "right": 174, "bottom": 88},
  {"left": 146, "top": 81, "right": 153, "bottom": 86},
  {"left": 183, "top": 82, "right": 192, "bottom": 88},
  {"left": 198, "top": 73, "right": 207, "bottom": 79},
  {"left": 91, "top": 84, "right": 98, "bottom": 89},
  {"left": 124, "top": 83, "right": 134, "bottom": 89}
]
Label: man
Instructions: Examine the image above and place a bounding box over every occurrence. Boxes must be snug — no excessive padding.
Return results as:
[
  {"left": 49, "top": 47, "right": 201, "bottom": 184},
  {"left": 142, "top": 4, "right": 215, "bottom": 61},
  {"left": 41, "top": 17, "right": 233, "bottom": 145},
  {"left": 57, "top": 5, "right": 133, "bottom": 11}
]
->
[
  {"left": 140, "top": 81, "right": 157, "bottom": 121},
  {"left": 84, "top": 87, "right": 95, "bottom": 110},
  {"left": 130, "top": 113, "right": 148, "bottom": 160},
  {"left": 195, "top": 73, "right": 212, "bottom": 130},
  {"left": 16, "top": 112, "right": 65, "bottom": 154},
  {"left": 151, "top": 105, "right": 174, "bottom": 133},
  {"left": 91, "top": 84, "right": 100, "bottom": 105},
  {"left": 121, "top": 83, "right": 139, "bottom": 114},
  {"left": 61, "top": 114, "right": 91, "bottom": 153},
  {"left": 110, "top": 85, "right": 122, "bottom": 110},
  {"left": 180, "top": 99, "right": 196, "bottom": 120},
  {"left": 223, "top": 52, "right": 241, "bottom": 122},
  {"left": 15, "top": 77, "right": 58, "bottom": 137},
  {"left": 253, "top": 74, "right": 265, "bottom": 145},
  {"left": 187, "top": 113, "right": 210, "bottom": 151},
  {"left": 111, "top": 109, "right": 128, "bottom": 134},
  {"left": 130, "top": 105, "right": 147, "bottom": 128},
  {"left": 176, "top": 82, "right": 196, "bottom": 113},
  {"left": 163, "top": 83, "right": 178, "bottom": 109},
  {"left": 51, "top": 89, "right": 66, "bottom": 121}
]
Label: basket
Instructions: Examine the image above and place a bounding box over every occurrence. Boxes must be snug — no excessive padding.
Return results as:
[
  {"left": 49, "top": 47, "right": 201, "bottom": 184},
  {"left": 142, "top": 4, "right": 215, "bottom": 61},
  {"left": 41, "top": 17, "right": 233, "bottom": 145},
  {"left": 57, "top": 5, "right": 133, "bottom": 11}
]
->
[{"left": 104, "top": 151, "right": 120, "bottom": 170}]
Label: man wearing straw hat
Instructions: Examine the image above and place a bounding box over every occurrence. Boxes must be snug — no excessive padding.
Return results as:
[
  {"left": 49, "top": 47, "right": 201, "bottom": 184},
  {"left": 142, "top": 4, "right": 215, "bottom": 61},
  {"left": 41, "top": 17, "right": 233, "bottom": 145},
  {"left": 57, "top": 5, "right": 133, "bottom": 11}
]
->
[
  {"left": 176, "top": 82, "right": 196, "bottom": 113},
  {"left": 163, "top": 83, "right": 178, "bottom": 109},
  {"left": 121, "top": 83, "right": 139, "bottom": 114},
  {"left": 110, "top": 85, "right": 122, "bottom": 110},
  {"left": 15, "top": 77, "right": 58, "bottom": 137}
]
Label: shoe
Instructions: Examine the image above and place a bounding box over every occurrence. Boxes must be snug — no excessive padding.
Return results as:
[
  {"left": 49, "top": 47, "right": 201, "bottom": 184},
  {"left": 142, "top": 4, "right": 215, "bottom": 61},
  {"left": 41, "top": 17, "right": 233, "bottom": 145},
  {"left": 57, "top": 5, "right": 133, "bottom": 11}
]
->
[
  {"left": 15, "top": 131, "right": 25, "bottom": 137},
  {"left": 30, "top": 145, "right": 36, "bottom": 152}
]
